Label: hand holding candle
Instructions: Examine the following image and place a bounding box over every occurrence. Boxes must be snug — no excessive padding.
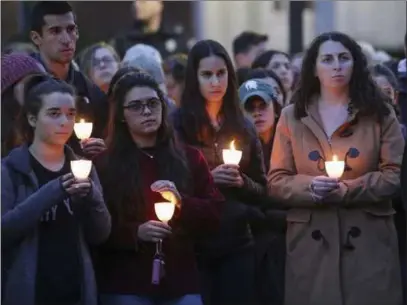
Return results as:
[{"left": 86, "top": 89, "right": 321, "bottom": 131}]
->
[
  {"left": 222, "top": 140, "right": 242, "bottom": 165},
  {"left": 325, "top": 154, "right": 345, "bottom": 179}
]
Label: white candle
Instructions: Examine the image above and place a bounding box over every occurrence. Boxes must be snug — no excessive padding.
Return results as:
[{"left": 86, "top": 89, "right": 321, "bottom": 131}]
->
[
  {"left": 74, "top": 119, "right": 93, "bottom": 140},
  {"left": 154, "top": 202, "right": 175, "bottom": 224},
  {"left": 71, "top": 160, "right": 92, "bottom": 179},
  {"left": 222, "top": 140, "right": 243, "bottom": 165},
  {"left": 325, "top": 154, "right": 345, "bottom": 178}
]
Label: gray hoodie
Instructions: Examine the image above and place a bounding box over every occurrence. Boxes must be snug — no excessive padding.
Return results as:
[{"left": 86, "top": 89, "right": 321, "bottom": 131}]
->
[{"left": 1, "top": 144, "right": 111, "bottom": 305}]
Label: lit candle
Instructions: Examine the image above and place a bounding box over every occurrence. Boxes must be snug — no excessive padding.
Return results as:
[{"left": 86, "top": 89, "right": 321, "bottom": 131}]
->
[
  {"left": 74, "top": 119, "right": 93, "bottom": 140},
  {"left": 71, "top": 160, "right": 92, "bottom": 179},
  {"left": 222, "top": 140, "right": 243, "bottom": 165},
  {"left": 325, "top": 154, "right": 345, "bottom": 179},
  {"left": 154, "top": 202, "right": 176, "bottom": 224}
]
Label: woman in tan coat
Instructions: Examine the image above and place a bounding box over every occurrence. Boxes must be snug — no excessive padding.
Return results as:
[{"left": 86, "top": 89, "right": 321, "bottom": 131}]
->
[{"left": 268, "top": 31, "right": 404, "bottom": 305}]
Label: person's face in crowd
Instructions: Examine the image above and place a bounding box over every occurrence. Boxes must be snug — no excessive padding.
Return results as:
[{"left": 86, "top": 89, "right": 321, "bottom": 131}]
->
[
  {"left": 198, "top": 55, "right": 228, "bottom": 103},
  {"left": 133, "top": 0, "right": 163, "bottom": 21},
  {"left": 123, "top": 86, "right": 163, "bottom": 138},
  {"left": 373, "top": 75, "right": 397, "bottom": 104},
  {"left": 165, "top": 74, "right": 183, "bottom": 106},
  {"left": 91, "top": 47, "right": 119, "bottom": 89},
  {"left": 28, "top": 92, "right": 76, "bottom": 145},
  {"left": 236, "top": 44, "right": 265, "bottom": 69},
  {"left": 244, "top": 98, "right": 275, "bottom": 135},
  {"left": 315, "top": 40, "right": 354, "bottom": 90},
  {"left": 260, "top": 77, "right": 284, "bottom": 106},
  {"left": 267, "top": 53, "right": 294, "bottom": 92},
  {"left": 31, "top": 12, "right": 78, "bottom": 64}
]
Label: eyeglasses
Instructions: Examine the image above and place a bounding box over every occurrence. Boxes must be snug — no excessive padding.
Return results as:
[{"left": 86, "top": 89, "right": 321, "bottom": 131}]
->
[{"left": 123, "top": 98, "right": 161, "bottom": 114}]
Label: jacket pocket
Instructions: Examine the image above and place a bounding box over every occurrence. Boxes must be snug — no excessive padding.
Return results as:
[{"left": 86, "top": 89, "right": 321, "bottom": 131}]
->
[
  {"left": 362, "top": 207, "right": 397, "bottom": 248},
  {"left": 286, "top": 209, "right": 312, "bottom": 253}
]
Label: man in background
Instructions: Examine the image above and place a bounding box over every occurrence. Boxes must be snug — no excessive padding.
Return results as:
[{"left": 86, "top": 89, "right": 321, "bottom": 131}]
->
[
  {"left": 29, "top": 1, "right": 108, "bottom": 156},
  {"left": 233, "top": 31, "right": 268, "bottom": 69},
  {"left": 110, "top": 0, "right": 192, "bottom": 59}
]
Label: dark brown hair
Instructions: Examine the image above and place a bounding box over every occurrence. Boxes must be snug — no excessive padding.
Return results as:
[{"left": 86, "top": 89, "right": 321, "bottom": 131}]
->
[
  {"left": 102, "top": 68, "right": 190, "bottom": 223},
  {"left": 293, "top": 31, "right": 391, "bottom": 121},
  {"left": 178, "top": 39, "right": 249, "bottom": 144}
]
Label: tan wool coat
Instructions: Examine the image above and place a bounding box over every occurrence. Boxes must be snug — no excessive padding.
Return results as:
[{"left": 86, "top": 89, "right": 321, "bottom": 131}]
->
[{"left": 268, "top": 102, "right": 404, "bottom": 305}]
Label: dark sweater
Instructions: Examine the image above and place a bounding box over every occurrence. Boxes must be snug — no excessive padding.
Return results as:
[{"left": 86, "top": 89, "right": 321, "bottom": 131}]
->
[
  {"left": 93, "top": 145, "right": 223, "bottom": 298},
  {"left": 172, "top": 110, "right": 267, "bottom": 257}
]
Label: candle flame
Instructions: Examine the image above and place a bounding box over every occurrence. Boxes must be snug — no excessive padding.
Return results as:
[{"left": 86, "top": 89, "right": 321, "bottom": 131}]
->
[
  {"left": 230, "top": 140, "right": 236, "bottom": 151},
  {"left": 332, "top": 154, "right": 338, "bottom": 162},
  {"left": 79, "top": 119, "right": 85, "bottom": 123}
]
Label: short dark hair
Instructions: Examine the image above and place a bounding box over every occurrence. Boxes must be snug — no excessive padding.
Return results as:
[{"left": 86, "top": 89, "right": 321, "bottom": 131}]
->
[
  {"left": 233, "top": 31, "right": 268, "bottom": 56},
  {"left": 370, "top": 64, "right": 399, "bottom": 90},
  {"left": 30, "top": 1, "right": 73, "bottom": 34}
]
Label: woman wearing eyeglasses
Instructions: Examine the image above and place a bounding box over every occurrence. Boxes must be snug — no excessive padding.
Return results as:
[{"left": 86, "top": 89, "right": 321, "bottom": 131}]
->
[
  {"left": 93, "top": 68, "right": 223, "bottom": 305},
  {"left": 76, "top": 43, "right": 120, "bottom": 94}
]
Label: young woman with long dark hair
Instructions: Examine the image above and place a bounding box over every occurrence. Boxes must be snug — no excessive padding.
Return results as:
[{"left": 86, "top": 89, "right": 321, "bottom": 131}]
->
[
  {"left": 1, "top": 75, "right": 111, "bottom": 305},
  {"left": 173, "top": 39, "right": 266, "bottom": 305},
  {"left": 268, "top": 31, "right": 404, "bottom": 305},
  {"left": 252, "top": 50, "right": 294, "bottom": 105},
  {"left": 93, "top": 69, "right": 223, "bottom": 305}
]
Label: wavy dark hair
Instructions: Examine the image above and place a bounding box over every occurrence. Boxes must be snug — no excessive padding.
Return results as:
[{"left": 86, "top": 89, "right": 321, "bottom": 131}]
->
[
  {"left": 178, "top": 39, "right": 248, "bottom": 144},
  {"left": 293, "top": 31, "right": 391, "bottom": 121},
  {"left": 18, "top": 74, "right": 76, "bottom": 143},
  {"left": 102, "top": 68, "right": 190, "bottom": 223},
  {"left": 252, "top": 50, "right": 290, "bottom": 69}
]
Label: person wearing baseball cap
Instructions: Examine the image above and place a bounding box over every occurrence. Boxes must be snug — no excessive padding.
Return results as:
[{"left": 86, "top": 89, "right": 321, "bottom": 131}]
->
[
  {"left": 239, "top": 78, "right": 286, "bottom": 305},
  {"left": 239, "top": 79, "right": 280, "bottom": 153}
]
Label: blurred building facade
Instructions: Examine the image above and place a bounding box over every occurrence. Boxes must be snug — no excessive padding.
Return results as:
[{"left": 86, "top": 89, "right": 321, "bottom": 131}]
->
[
  {"left": 1, "top": 1, "right": 405, "bottom": 57},
  {"left": 196, "top": 1, "right": 406, "bottom": 56}
]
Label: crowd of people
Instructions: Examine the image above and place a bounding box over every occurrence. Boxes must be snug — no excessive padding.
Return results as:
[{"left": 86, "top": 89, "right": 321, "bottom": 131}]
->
[{"left": 1, "top": 1, "right": 407, "bottom": 305}]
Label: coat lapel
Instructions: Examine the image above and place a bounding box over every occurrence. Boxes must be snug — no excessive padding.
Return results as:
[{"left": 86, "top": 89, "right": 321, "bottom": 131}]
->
[{"left": 300, "top": 101, "right": 331, "bottom": 159}]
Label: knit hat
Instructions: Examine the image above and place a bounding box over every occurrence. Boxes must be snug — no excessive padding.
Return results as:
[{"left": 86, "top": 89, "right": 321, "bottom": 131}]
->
[
  {"left": 122, "top": 43, "right": 163, "bottom": 64},
  {"left": 122, "top": 52, "right": 165, "bottom": 85},
  {"left": 1, "top": 53, "right": 45, "bottom": 94}
]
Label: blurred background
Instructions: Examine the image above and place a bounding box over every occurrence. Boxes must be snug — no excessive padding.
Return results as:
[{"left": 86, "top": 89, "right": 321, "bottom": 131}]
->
[{"left": 1, "top": 1, "right": 406, "bottom": 57}]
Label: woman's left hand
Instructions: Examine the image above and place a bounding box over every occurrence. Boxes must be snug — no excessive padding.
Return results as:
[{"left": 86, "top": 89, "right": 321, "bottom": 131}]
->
[{"left": 151, "top": 180, "right": 181, "bottom": 207}]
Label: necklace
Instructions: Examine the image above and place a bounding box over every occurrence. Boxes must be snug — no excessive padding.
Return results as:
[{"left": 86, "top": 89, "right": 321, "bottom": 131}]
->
[{"left": 139, "top": 149, "right": 154, "bottom": 159}]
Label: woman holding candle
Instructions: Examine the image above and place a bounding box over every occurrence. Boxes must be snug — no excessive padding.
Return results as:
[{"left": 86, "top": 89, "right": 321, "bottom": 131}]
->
[
  {"left": 1, "top": 75, "right": 111, "bottom": 305},
  {"left": 268, "top": 31, "right": 404, "bottom": 305},
  {"left": 172, "top": 39, "right": 267, "bottom": 305},
  {"left": 93, "top": 69, "right": 223, "bottom": 305}
]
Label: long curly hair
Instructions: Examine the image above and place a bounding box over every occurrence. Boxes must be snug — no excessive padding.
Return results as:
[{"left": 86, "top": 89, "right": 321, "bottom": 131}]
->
[
  {"left": 293, "top": 31, "right": 391, "bottom": 121},
  {"left": 101, "top": 68, "right": 190, "bottom": 223}
]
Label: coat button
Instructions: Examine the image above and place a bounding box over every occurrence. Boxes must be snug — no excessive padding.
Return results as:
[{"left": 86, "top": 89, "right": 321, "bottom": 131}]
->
[{"left": 343, "top": 226, "right": 361, "bottom": 251}]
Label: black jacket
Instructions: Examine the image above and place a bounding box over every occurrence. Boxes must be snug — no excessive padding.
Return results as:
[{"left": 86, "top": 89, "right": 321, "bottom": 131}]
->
[
  {"left": 31, "top": 54, "right": 109, "bottom": 155},
  {"left": 110, "top": 21, "right": 191, "bottom": 59},
  {"left": 172, "top": 109, "right": 267, "bottom": 257}
]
